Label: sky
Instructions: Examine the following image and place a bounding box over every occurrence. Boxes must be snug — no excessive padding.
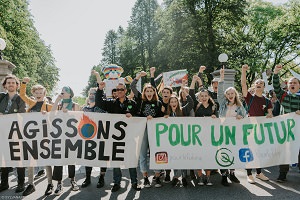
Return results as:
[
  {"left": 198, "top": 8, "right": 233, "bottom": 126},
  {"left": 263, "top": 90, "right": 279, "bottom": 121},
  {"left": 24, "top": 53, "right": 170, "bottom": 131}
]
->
[{"left": 28, "top": 0, "right": 288, "bottom": 97}]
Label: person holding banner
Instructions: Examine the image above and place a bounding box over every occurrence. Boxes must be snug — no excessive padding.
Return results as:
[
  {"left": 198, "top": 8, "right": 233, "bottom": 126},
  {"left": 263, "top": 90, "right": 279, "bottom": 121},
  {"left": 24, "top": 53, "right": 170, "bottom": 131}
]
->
[
  {"left": 96, "top": 81, "right": 141, "bottom": 192},
  {"left": 150, "top": 67, "right": 173, "bottom": 183},
  {"left": 273, "top": 65, "right": 300, "bottom": 182},
  {"left": 131, "top": 71, "right": 165, "bottom": 188},
  {"left": 19, "top": 77, "right": 54, "bottom": 196},
  {"left": 217, "top": 67, "right": 247, "bottom": 186},
  {"left": 164, "top": 79, "right": 194, "bottom": 187},
  {"left": 190, "top": 74, "right": 217, "bottom": 186},
  {"left": 0, "top": 74, "right": 26, "bottom": 193},
  {"left": 51, "top": 86, "right": 80, "bottom": 195},
  {"left": 241, "top": 64, "right": 273, "bottom": 184}
]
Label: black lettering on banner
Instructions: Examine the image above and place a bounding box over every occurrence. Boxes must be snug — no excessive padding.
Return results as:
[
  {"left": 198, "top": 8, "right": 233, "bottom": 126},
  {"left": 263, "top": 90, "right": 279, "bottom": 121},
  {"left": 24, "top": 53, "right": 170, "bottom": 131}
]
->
[
  {"left": 9, "top": 142, "right": 20, "bottom": 160},
  {"left": 65, "top": 118, "right": 78, "bottom": 137},
  {"left": 84, "top": 140, "right": 96, "bottom": 160},
  {"left": 65, "top": 139, "right": 82, "bottom": 158},
  {"left": 97, "top": 120, "right": 110, "bottom": 139},
  {"left": 23, "top": 140, "right": 38, "bottom": 160},
  {"left": 52, "top": 139, "right": 61, "bottom": 159},
  {"left": 113, "top": 121, "right": 127, "bottom": 140},
  {"left": 98, "top": 141, "right": 109, "bottom": 161},
  {"left": 50, "top": 118, "right": 63, "bottom": 138},
  {"left": 8, "top": 121, "right": 23, "bottom": 139},
  {"left": 40, "top": 139, "right": 51, "bottom": 159},
  {"left": 24, "top": 120, "right": 39, "bottom": 139},
  {"left": 42, "top": 119, "right": 48, "bottom": 137},
  {"left": 112, "top": 142, "right": 125, "bottom": 161}
]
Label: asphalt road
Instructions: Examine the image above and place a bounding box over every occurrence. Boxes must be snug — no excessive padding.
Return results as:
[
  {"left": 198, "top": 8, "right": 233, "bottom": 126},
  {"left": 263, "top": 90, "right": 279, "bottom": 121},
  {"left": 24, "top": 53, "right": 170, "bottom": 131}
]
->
[{"left": 0, "top": 165, "right": 299, "bottom": 200}]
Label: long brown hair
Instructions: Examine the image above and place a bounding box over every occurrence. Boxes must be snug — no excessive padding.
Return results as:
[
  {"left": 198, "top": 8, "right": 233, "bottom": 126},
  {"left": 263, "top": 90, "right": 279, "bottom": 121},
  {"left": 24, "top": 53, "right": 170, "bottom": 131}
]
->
[
  {"left": 166, "top": 95, "right": 183, "bottom": 116},
  {"left": 142, "top": 83, "right": 159, "bottom": 101}
]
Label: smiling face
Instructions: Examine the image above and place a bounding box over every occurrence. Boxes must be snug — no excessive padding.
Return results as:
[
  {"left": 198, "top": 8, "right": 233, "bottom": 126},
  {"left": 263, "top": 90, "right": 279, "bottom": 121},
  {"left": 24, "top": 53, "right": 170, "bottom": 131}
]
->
[
  {"left": 254, "top": 79, "right": 265, "bottom": 92},
  {"left": 198, "top": 90, "right": 209, "bottom": 103},
  {"left": 225, "top": 88, "right": 236, "bottom": 103},
  {"left": 169, "top": 96, "right": 179, "bottom": 111},
  {"left": 33, "top": 88, "right": 45, "bottom": 102},
  {"left": 288, "top": 77, "right": 300, "bottom": 94},
  {"left": 4, "top": 78, "right": 18, "bottom": 93}
]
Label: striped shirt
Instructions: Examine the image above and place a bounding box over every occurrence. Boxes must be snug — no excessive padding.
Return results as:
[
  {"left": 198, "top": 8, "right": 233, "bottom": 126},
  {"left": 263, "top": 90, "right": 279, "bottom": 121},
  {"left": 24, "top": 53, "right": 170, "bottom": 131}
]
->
[{"left": 273, "top": 74, "right": 300, "bottom": 113}]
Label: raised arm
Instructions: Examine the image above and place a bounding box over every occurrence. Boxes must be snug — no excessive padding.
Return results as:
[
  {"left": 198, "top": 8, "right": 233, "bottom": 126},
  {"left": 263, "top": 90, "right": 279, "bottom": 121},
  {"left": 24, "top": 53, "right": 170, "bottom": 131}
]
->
[
  {"left": 92, "top": 70, "right": 102, "bottom": 84},
  {"left": 241, "top": 64, "right": 249, "bottom": 97},
  {"left": 197, "top": 66, "right": 206, "bottom": 88},
  {"left": 130, "top": 71, "right": 147, "bottom": 99},
  {"left": 272, "top": 65, "right": 285, "bottom": 100},
  {"left": 19, "top": 77, "right": 35, "bottom": 108},
  {"left": 217, "top": 67, "right": 226, "bottom": 104}
]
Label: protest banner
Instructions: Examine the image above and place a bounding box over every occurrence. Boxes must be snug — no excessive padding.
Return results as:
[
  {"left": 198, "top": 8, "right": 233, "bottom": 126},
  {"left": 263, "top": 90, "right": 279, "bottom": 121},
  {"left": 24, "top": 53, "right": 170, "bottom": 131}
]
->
[
  {"left": 0, "top": 111, "right": 146, "bottom": 168},
  {"left": 147, "top": 113, "right": 300, "bottom": 169},
  {"left": 163, "top": 69, "right": 188, "bottom": 87}
]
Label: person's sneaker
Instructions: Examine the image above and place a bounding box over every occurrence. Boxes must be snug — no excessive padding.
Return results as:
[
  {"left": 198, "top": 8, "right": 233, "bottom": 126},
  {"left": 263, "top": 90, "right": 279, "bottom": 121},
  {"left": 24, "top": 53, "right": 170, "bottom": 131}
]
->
[
  {"left": 54, "top": 183, "right": 63, "bottom": 195},
  {"left": 198, "top": 176, "right": 204, "bottom": 186},
  {"left": 81, "top": 178, "right": 91, "bottom": 188},
  {"left": 34, "top": 169, "right": 45, "bottom": 180},
  {"left": 171, "top": 177, "right": 179, "bottom": 186},
  {"left": 206, "top": 176, "right": 213, "bottom": 186},
  {"left": 256, "top": 173, "right": 269, "bottom": 181},
  {"left": 97, "top": 175, "right": 105, "bottom": 188},
  {"left": 0, "top": 183, "right": 9, "bottom": 192},
  {"left": 276, "top": 173, "right": 287, "bottom": 183},
  {"left": 15, "top": 182, "right": 25, "bottom": 193},
  {"left": 22, "top": 184, "right": 35, "bottom": 196},
  {"left": 247, "top": 175, "right": 255, "bottom": 184},
  {"left": 221, "top": 175, "right": 229, "bottom": 186},
  {"left": 143, "top": 177, "right": 151, "bottom": 188},
  {"left": 229, "top": 172, "right": 240, "bottom": 183},
  {"left": 132, "top": 183, "right": 141, "bottom": 191},
  {"left": 111, "top": 184, "right": 120, "bottom": 192},
  {"left": 182, "top": 177, "right": 188, "bottom": 187},
  {"left": 71, "top": 180, "right": 79, "bottom": 191},
  {"left": 154, "top": 176, "right": 162, "bottom": 188},
  {"left": 44, "top": 183, "right": 54, "bottom": 195},
  {"left": 164, "top": 174, "right": 171, "bottom": 183}
]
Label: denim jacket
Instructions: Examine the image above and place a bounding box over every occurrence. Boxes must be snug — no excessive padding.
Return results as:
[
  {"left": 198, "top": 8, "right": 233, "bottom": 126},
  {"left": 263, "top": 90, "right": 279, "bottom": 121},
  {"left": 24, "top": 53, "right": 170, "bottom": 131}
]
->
[{"left": 217, "top": 81, "right": 247, "bottom": 118}]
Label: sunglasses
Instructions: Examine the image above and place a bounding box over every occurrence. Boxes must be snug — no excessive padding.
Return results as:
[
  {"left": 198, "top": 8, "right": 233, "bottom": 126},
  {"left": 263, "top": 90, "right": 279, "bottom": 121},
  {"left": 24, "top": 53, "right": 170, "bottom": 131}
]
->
[{"left": 116, "top": 88, "right": 125, "bottom": 91}]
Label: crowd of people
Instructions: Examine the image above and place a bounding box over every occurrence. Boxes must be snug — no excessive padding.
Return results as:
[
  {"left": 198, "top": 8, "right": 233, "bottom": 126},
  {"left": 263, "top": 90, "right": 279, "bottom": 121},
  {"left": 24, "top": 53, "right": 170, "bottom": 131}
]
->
[{"left": 0, "top": 64, "right": 299, "bottom": 197}]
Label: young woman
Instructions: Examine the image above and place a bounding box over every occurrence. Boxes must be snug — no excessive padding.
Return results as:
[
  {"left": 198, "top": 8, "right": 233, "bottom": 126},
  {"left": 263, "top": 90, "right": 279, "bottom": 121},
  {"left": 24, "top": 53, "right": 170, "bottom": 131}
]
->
[
  {"left": 131, "top": 71, "right": 164, "bottom": 188},
  {"left": 51, "top": 86, "right": 80, "bottom": 195},
  {"left": 19, "top": 77, "right": 53, "bottom": 196},
  {"left": 217, "top": 67, "right": 247, "bottom": 186},
  {"left": 190, "top": 75, "right": 217, "bottom": 186},
  {"left": 165, "top": 80, "right": 194, "bottom": 187}
]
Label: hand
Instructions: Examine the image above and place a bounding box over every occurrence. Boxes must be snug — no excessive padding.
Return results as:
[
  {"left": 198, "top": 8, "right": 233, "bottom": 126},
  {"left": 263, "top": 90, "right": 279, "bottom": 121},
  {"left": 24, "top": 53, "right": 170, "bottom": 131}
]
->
[
  {"left": 211, "top": 115, "right": 217, "bottom": 119},
  {"left": 125, "top": 113, "right": 132, "bottom": 118},
  {"left": 220, "top": 66, "right": 225, "bottom": 79},
  {"left": 91, "top": 70, "right": 99, "bottom": 76},
  {"left": 164, "top": 115, "right": 169, "bottom": 118},
  {"left": 147, "top": 115, "right": 153, "bottom": 120},
  {"left": 266, "top": 113, "right": 273, "bottom": 118},
  {"left": 140, "top": 71, "right": 147, "bottom": 77},
  {"left": 242, "top": 64, "right": 249, "bottom": 71},
  {"left": 274, "top": 65, "right": 282, "bottom": 74},
  {"left": 62, "top": 108, "right": 68, "bottom": 113},
  {"left": 98, "top": 81, "right": 105, "bottom": 90},
  {"left": 295, "top": 110, "right": 300, "bottom": 115},
  {"left": 199, "top": 66, "right": 206, "bottom": 73},
  {"left": 236, "top": 115, "right": 243, "bottom": 120},
  {"left": 192, "top": 75, "right": 199, "bottom": 82},
  {"left": 22, "top": 77, "right": 30, "bottom": 83},
  {"left": 150, "top": 67, "right": 156, "bottom": 74},
  {"left": 41, "top": 111, "right": 47, "bottom": 115},
  {"left": 161, "top": 106, "right": 165, "bottom": 113}
]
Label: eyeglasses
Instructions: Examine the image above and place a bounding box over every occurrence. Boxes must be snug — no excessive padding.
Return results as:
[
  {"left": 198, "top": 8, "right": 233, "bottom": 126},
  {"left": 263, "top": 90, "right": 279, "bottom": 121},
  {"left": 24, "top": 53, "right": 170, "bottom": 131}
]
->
[
  {"left": 116, "top": 88, "right": 125, "bottom": 91},
  {"left": 61, "top": 93, "right": 64, "bottom": 95}
]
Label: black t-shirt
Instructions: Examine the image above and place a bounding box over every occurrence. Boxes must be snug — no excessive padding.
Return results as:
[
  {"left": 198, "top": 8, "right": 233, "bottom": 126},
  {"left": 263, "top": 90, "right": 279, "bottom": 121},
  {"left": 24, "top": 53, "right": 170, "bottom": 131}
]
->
[{"left": 30, "top": 101, "right": 43, "bottom": 112}]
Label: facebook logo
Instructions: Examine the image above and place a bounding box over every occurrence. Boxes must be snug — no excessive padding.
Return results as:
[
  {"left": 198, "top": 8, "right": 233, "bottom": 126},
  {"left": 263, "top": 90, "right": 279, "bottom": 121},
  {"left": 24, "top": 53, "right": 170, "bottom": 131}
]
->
[{"left": 239, "top": 148, "right": 254, "bottom": 162}]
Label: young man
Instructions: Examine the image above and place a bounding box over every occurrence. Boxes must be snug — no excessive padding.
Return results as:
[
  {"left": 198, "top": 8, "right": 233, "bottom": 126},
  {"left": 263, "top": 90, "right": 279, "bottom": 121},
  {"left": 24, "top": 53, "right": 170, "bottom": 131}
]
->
[
  {"left": 0, "top": 74, "right": 26, "bottom": 193},
  {"left": 241, "top": 64, "right": 273, "bottom": 184},
  {"left": 273, "top": 65, "right": 300, "bottom": 182}
]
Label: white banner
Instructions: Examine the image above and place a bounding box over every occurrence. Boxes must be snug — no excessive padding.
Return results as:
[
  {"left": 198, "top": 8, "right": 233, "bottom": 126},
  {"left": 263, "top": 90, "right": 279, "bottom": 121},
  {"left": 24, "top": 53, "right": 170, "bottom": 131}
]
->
[
  {"left": 0, "top": 111, "right": 146, "bottom": 168},
  {"left": 163, "top": 69, "right": 188, "bottom": 87},
  {"left": 147, "top": 113, "right": 300, "bottom": 169}
]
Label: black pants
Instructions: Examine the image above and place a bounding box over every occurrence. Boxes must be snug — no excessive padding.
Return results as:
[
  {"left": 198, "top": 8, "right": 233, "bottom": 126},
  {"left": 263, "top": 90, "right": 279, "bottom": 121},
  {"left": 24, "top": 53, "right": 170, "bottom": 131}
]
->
[
  {"left": 1, "top": 167, "right": 25, "bottom": 185},
  {"left": 246, "top": 168, "right": 261, "bottom": 176},
  {"left": 53, "top": 165, "right": 75, "bottom": 181},
  {"left": 85, "top": 167, "right": 106, "bottom": 177}
]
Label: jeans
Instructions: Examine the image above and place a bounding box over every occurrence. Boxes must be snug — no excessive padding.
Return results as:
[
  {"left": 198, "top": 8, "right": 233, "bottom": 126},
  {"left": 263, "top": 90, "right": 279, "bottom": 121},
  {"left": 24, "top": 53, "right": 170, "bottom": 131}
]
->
[
  {"left": 139, "top": 129, "right": 160, "bottom": 174},
  {"left": 113, "top": 168, "right": 137, "bottom": 185}
]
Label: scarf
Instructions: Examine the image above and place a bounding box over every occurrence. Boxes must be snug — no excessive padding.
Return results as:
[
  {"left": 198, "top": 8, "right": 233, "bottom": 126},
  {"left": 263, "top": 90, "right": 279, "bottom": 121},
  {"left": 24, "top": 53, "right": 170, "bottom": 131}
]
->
[{"left": 62, "top": 98, "right": 73, "bottom": 110}]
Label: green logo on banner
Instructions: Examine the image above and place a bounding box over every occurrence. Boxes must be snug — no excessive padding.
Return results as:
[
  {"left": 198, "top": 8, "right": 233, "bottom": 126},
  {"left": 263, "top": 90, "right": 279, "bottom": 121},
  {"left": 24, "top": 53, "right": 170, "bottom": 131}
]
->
[{"left": 215, "top": 148, "right": 234, "bottom": 167}]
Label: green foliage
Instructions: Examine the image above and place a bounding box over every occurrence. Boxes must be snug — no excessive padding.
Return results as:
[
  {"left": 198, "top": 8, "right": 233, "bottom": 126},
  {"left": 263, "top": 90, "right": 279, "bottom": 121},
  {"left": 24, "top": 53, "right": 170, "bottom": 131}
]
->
[{"left": 0, "top": 0, "right": 59, "bottom": 94}]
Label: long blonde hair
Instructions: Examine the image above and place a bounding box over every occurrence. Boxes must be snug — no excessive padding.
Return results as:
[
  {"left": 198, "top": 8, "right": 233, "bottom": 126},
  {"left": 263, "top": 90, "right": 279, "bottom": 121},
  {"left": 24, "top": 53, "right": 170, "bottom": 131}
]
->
[{"left": 224, "top": 87, "right": 242, "bottom": 107}]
